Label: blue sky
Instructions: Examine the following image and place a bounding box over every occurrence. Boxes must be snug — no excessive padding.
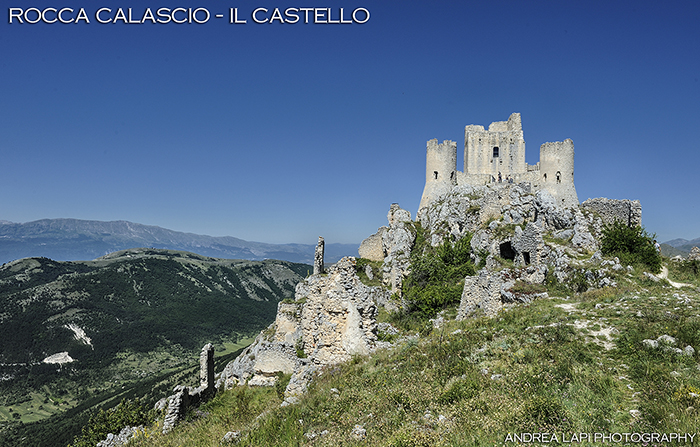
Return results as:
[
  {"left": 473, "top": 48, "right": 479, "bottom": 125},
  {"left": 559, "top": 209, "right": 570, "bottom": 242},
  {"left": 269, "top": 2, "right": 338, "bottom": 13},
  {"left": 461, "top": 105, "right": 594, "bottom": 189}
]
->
[{"left": 1, "top": 0, "right": 699, "bottom": 245}]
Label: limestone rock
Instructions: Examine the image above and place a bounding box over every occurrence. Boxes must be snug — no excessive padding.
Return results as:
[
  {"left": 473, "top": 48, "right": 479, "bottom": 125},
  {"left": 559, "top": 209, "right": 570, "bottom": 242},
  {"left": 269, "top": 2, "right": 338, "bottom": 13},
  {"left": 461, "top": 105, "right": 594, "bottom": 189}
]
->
[
  {"left": 689, "top": 247, "right": 700, "bottom": 261},
  {"left": 219, "top": 257, "right": 383, "bottom": 404},
  {"left": 381, "top": 204, "right": 416, "bottom": 294}
]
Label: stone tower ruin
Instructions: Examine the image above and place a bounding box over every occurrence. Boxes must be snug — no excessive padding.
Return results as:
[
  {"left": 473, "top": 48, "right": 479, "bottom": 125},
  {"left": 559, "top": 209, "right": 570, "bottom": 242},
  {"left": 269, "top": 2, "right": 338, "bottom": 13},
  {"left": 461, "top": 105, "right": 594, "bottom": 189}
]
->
[{"left": 419, "top": 113, "right": 579, "bottom": 211}]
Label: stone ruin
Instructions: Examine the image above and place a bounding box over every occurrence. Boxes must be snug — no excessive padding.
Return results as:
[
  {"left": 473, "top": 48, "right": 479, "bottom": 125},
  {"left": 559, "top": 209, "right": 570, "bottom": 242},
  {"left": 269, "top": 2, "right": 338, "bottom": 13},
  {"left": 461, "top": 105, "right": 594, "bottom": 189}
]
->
[
  {"left": 158, "top": 343, "right": 216, "bottom": 433},
  {"left": 313, "top": 236, "right": 324, "bottom": 275},
  {"left": 211, "top": 113, "right": 650, "bottom": 409},
  {"left": 420, "top": 113, "right": 579, "bottom": 211},
  {"left": 216, "top": 246, "right": 390, "bottom": 405}
]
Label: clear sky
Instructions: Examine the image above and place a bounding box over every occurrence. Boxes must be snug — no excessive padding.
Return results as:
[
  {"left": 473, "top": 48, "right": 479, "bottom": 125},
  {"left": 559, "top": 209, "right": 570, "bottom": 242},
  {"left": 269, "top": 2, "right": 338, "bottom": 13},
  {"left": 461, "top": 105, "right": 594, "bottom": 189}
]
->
[{"left": 2, "top": 0, "right": 699, "bottom": 245}]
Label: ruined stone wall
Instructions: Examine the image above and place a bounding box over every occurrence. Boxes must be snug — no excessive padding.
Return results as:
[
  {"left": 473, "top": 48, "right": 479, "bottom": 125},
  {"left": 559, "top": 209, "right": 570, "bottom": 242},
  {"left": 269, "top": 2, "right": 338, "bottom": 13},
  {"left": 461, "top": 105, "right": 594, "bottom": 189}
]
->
[
  {"left": 580, "top": 198, "right": 642, "bottom": 227},
  {"left": 358, "top": 227, "right": 386, "bottom": 262}
]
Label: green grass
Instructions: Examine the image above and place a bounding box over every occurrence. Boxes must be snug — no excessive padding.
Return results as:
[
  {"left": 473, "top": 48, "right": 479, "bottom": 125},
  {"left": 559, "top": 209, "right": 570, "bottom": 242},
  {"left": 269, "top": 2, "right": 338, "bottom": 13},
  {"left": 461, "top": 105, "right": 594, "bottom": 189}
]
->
[{"left": 124, "top": 266, "right": 700, "bottom": 446}]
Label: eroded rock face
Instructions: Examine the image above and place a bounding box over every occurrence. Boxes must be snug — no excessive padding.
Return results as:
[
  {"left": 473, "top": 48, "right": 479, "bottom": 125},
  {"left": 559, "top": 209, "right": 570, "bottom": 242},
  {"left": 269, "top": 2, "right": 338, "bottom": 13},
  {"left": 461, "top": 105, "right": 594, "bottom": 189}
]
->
[
  {"left": 689, "top": 247, "right": 700, "bottom": 261},
  {"left": 217, "top": 257, "right": 387, "bottom": 405},
  {"left": 381, "top": 204, "right": 416, "bottom": 294},
  {"left": 296, "top": 257, "right": 379, "bottom": 363}
]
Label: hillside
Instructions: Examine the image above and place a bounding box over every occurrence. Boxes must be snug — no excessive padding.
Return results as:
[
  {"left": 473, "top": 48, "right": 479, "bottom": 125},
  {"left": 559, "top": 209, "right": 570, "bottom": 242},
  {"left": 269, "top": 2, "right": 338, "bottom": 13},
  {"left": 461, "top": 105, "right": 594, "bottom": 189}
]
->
[
  {"left": 0, "top": 219, "right": 357, "bottom": 264},
  {"left": 0, "top": 249, "right": 309, "bottom": 446},
  {"left": 105, "top": 182, "right": 700, "bottom": 447},
  {"left": 128, "top": 267, "right": 700, "bottom": 446}
]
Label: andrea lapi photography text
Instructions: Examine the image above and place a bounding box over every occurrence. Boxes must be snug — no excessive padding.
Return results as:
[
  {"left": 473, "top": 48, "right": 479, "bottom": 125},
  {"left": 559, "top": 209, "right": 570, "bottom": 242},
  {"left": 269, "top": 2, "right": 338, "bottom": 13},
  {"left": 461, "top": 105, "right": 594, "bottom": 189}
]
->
[
  {"left": 7, "top": 6, "right": 370, "bottom": 25},
  {"left": 505, "top": 432, "right": 697, "bottom": 444}
]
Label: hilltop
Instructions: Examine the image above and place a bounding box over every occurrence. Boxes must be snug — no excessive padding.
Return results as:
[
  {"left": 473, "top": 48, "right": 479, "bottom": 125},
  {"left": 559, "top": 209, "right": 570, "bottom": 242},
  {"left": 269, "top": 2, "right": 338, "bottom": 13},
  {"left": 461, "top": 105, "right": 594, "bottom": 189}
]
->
[{"left": 80, "top": 182, "right": 700, "bottom": 447}]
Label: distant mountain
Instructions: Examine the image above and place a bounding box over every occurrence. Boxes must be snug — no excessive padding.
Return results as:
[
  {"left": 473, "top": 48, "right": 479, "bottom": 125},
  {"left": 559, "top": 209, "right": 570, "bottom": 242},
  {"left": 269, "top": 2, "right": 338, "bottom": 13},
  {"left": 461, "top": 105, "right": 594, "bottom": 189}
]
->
[
  {"left": 661, "top": 237, "right": 700, "bottom": 255},
  {"left": 0, "top": 219, "right": 357, "bottom": 264}
]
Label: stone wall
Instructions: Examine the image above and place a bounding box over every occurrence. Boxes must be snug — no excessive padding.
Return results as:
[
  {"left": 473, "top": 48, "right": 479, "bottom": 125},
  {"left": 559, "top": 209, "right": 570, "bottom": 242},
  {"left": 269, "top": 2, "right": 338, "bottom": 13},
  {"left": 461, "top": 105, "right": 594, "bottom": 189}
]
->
[
  {"left": 358, "top": 227, "right": 386, "bottom": 262},
  {"left": 160, "top": 343, "right": 216, "bottom": 433},
  {"left": 580, "top": 198, "right": 642, "bottom": 227},
  {"left": 539, "top": 139, "right": 578, "bottom": 208},
  {"left": 464, "top": 112, "right": 526, "bottom": 178},
  {"left": 419, "top": 139, "right": 458, "bottom": 210}
]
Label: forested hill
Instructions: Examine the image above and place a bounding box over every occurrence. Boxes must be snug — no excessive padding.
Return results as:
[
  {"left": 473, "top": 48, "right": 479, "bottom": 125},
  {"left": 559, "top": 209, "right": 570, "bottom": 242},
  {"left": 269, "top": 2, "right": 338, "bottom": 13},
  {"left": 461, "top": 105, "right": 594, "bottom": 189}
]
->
[
  {"left": 0, "top": 248, "right": 309, "bottom": 446},
  {"left": 0, "top": 218, "right": 357, "bottom": 264}
]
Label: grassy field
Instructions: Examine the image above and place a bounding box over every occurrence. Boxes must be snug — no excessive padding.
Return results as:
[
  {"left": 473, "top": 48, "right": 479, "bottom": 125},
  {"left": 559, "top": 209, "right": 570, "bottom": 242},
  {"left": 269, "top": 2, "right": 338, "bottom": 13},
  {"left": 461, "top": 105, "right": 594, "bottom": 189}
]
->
[{"left": 125, "top": 261, "right": 700, "bottom": 446}]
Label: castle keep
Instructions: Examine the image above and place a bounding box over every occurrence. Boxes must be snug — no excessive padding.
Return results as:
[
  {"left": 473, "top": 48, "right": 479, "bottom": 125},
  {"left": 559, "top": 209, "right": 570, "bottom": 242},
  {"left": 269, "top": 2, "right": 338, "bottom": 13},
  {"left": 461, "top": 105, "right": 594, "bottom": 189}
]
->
[{"left": 419, "top": 113, "right": 578, "bottom": 210}]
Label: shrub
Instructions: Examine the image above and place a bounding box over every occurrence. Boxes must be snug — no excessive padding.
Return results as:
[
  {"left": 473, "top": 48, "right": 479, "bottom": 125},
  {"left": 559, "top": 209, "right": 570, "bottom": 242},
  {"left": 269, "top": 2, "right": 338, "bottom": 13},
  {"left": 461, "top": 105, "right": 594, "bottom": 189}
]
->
[
  {"left": 402, "top": 232, "right": 476, "bottom": 318},
  {"left": 69, "top": 398, "right": 157, "bottom": 447},
  {"left": 600, "top": 221, "right": 661, "bottom": 273}
]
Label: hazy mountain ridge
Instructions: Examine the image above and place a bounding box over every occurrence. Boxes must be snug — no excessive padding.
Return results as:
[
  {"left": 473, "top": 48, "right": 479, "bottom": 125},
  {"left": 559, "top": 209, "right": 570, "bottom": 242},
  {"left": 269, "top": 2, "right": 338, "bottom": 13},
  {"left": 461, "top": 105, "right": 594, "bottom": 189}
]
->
[
  {"left": 662, "top": 237, "right": 700, "bottom": 254},
  {"left": 0, "top": 219, "right": 357, "bottom": 264}
]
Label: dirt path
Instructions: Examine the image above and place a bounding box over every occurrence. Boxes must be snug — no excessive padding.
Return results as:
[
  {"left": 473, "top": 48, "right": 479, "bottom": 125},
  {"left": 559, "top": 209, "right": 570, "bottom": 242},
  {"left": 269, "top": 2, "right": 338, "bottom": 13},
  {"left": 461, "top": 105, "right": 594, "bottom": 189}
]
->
[{"left": 658, "top": 265, "right": 694, "bottom": 289}]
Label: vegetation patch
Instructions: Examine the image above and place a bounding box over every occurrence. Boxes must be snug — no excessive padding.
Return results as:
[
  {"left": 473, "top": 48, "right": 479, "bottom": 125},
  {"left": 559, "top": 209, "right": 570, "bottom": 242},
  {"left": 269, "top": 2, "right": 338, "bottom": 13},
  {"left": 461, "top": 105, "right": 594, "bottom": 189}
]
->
[
  {"left": 400, "top": 228, "right": 475, "bottom": 321},
  {"left": 601, "top": 221, "right": 661, "bottom": 273}
]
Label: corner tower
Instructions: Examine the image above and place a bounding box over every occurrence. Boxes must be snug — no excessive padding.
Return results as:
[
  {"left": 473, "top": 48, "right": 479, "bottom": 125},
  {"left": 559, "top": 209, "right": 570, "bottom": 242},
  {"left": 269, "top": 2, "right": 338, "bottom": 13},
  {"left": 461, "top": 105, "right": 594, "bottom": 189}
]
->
[
  {"left": 539, "top": 139, "right": 578, "bottom": 207},
  {"left": 419, "top": 139, "right": 457, "bottom": 210}
]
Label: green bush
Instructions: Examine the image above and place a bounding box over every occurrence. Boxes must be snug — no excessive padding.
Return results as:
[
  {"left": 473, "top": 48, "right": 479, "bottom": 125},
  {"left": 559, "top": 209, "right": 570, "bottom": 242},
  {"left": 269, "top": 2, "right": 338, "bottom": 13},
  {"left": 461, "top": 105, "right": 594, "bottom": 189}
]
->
[
  {"left": 69, "top": 398, "right": 158, "bottom": 447},
  {"left": 402, "top": 232, "right": 476, "bottom": 319},
  {"left": 600, "top": 221, "right": 661, "bottom": 273}
]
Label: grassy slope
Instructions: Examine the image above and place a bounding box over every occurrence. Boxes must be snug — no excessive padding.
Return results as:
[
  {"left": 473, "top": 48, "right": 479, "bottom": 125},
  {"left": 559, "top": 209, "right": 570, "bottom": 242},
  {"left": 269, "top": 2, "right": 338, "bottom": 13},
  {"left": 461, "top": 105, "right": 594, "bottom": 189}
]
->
[{"left": 129, "top": 262, "right": 700, "bottom": 446}]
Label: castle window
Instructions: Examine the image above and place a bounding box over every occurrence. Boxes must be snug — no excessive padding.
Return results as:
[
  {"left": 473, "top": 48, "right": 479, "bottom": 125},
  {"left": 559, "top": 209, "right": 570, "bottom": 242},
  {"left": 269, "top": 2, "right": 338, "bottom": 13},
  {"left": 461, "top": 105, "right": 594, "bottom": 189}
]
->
[
  {"left": 556, "top": 171, "right": 561, "bottom": 184},
  {"left": 434, "top": 171, "right": 438, "bottom": 180},
  {"left": 450, "top": 171, "right": 454, "bottom": 180},
  {"left": 493, "top": 147, "right": 499, "bottom": 158},
  {"left": 543, "top": 173, "right": 547, "bottom": 182}
]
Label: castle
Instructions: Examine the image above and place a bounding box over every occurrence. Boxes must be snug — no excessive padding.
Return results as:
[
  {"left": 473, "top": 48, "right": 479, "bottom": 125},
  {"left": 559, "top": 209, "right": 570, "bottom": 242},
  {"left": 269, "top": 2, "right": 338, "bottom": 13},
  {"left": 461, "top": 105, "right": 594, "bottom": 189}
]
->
[{"left": 419, "top": 113, "right": 579, "bottom": 210}]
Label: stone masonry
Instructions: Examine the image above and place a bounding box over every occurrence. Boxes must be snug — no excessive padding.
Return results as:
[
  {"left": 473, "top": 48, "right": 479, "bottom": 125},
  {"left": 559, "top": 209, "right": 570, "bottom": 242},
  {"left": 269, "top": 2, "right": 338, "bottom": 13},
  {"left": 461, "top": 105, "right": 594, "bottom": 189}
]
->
[
  {"left": 314, "top": 236, "right": 324, "bottom": 275},
  {"left": 217, "top": 257, "right": 388, "bottom": 405},
  {"left": 161, "top": 343, "right": 215, "bottom": 433}
]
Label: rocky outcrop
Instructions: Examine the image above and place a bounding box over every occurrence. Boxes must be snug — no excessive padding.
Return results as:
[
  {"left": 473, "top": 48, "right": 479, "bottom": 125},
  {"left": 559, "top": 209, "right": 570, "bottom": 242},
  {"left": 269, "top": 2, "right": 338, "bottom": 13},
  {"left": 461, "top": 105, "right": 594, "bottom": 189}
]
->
[
  {"left": 217, "top": 257, "right": 388, "bottom": 405},
  {"left": 360, "top": 204, "right": 416, "bottom": 294},
  {"left": 382, "top": 205, "right": 416, "bottom": 294},
  {"left": 689, "top": 247, "right": 700, "bottom": 261},
  {"left": 96, "top": 426, "right": 147, "bottom": 447}
]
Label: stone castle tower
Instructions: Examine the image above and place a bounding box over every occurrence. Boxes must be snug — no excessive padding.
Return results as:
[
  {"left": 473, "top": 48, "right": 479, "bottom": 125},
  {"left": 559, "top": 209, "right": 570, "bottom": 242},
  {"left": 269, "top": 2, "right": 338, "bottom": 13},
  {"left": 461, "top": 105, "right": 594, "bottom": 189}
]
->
[{"left": 419, "top": 113, "right": 578, "bottom": 210}]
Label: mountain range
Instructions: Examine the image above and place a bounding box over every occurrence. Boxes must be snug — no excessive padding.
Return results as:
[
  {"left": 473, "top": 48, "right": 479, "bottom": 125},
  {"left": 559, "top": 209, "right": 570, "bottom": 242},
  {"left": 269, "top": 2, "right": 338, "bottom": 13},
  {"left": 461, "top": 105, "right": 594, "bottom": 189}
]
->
[{"left": 0, "top": 219, "right": 357, "bottom": 264}]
